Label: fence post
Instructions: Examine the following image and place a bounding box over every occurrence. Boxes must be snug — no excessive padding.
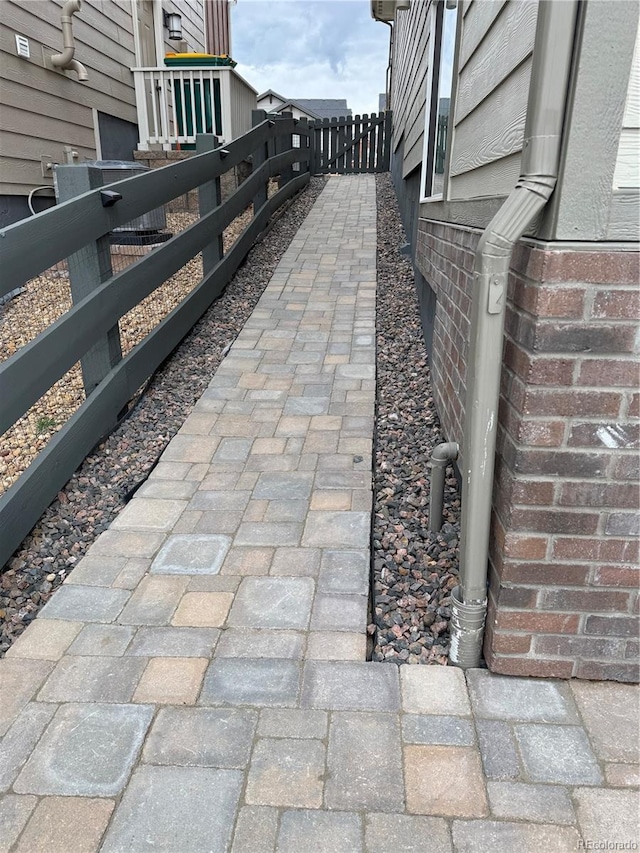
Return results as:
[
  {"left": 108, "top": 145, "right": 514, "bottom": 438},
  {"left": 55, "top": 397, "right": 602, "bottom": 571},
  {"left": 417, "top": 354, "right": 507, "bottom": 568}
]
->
[
  {"left": 298, "top": 117, "right": 309, "bottom": 174},
  {"left": 196, "top": 134, "right": 223, "bottom": 278},
  {"left": 383, "top": 110, "right": 393, "bottom": 171},
  {"left": 251, "top": 109, "right": 269, "bottom": 216},
  {"left": 55, "top": 164, "right": 122, "bottom": 397},
  {"left": 277, "top": 111, "right": 294, "bottom": 189}
]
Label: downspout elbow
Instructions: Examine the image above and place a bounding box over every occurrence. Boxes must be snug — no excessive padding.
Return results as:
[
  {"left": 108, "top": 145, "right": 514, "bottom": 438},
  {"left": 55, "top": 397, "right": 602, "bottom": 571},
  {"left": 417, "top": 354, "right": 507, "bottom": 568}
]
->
[{"left": 428, "top": 442, "right": 459, "bottom": 533}]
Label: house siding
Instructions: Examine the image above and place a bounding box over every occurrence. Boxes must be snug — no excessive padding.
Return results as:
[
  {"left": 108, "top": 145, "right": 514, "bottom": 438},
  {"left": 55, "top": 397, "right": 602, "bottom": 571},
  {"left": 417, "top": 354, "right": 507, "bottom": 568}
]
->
[
  {"left": 612, "top": 20, "right": 639, "bottom": 190},
  {"left": 449, "top": 0, "right": 538, "bottom": 199},
  {"left": 0, "top": 0, "right": 205, "bottom": 203}
]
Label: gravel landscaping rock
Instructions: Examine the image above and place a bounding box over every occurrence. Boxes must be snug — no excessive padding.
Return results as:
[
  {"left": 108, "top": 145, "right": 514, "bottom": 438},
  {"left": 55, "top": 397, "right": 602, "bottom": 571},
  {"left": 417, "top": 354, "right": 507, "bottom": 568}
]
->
[
  {"left": 370, "top": 173, "right": 461, "bottom": 665},
  {"left": 0, "top": 177, "right": 326, "bottom": 656}
]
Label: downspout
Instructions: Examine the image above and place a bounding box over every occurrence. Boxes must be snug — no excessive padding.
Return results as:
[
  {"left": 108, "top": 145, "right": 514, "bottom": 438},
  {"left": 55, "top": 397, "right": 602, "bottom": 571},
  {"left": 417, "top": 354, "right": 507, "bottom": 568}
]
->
[
  {"left": 51, "top": 0, "right": 88, "bottom": 81},
  {"left": 450, "top": 0, "right": 579, "bottom": 668},
  {"left": 382, "top": 20, "right": 393, "bottom": 110}
]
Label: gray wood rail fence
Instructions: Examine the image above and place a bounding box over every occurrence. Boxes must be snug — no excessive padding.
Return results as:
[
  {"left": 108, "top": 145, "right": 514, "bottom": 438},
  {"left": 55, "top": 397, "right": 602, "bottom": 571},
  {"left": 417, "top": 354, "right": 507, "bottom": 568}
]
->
[
  {"left": 310, "top": 111, "right": 392, "bottom": 174},
  {"left": 0, "top": 116, "right": 312, "bottom": 567}
]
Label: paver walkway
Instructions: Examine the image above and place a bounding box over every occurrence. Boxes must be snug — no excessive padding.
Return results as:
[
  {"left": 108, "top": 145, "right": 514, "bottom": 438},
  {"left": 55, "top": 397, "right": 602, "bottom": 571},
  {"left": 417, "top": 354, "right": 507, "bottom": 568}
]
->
[{"left": 1, "top": 176, "right": 639, "bottom": 852}]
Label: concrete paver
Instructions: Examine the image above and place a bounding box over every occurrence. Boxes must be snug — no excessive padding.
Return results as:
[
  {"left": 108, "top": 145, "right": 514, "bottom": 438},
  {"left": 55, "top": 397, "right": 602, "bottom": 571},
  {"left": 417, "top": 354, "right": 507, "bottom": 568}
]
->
[{"left": 1, "top": 176, "right": 638, "bottom": 852}]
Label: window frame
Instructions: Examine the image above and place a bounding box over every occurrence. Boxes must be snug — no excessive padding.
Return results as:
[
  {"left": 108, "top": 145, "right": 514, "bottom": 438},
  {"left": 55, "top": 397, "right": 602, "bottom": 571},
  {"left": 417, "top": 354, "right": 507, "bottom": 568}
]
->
[{"left": 419, "top": 0, "right": 460, "bottom": 204}]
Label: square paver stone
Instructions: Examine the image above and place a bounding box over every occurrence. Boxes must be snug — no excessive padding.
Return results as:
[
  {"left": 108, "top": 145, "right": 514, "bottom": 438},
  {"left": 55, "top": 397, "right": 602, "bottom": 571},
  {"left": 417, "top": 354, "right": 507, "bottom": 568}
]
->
[
  {"left": 570, "top": 680, "right": 640, "bottom": 763},
  {"left": 451, "top": 821, "right": 581, "bottom": 853},
  {"left": 228, "top": 577, "right": 314, "bottom": 629},
  {"left": 150, "top": 534, "right": 231, "bottom": 575},
  {"left": 278, "top": 810, "right": 363, "bottom": 853},
  {"left": 37, "top": 656, "right": 147, "bottom": 703},
  {"left": 246, "top": 737, "right": 325, "bottom": 807},
  {"left": 310, "top": 593, "right": 367, "bottom": 632},
  {"left": 38, "top": 586, "right": 130, "bottom": 623},
  {"left": 143, "top": 707, "right": 257, "bottom": 767},
  {"left": 231, "top": 806, "right": 279, "bottom": 853},
  {"left": 402, "top": 667, "right": 471, "bottom": 716},
  {"left": 14, "top": 703, "right": 153, "bottom": 796},
  {"left": 475, "top": 719, "right": 521, "bottom": 780},
  {"left": 514, "top": 724, "right": 603, "bottom": 785},
  {"left": 200, "top": 658, "right": 300, "bottom": 707},
  {"left": 5, "top": 619, "right": 82, "bottom": 660},
  {"left": 318, "top": 550, "right": 369, "bottom": 594},
  {"left": 13, "top": 796, "right": 115, "bottom": 853},
  {"left": 302, "top": 512, "right": 369, "bottom": 548},
  {"left": 365, "top": 814, "right": 453, "bottom": 853},
  {"left": 0, "top": 660, "right": 54, "bottom": 736},
  {"left": 467, "top": 669, "right": 577, "bottom": 722},
  {"left": 301, "top": 661, "right": 400, "bottom": 711},
  {"left": 133, "top": 657, "right": 207, "bottom": 704},
  {"left": 111, "top": 498, "right": 186, "bottom": 531},
  {"left": 101, "top": 765, "right": 242, "bottom": 853},
  {"left": 171, "top": 592, "right": 234, "bottom": 627},
  {"left": 574, "top": 788, "right": 640, "bottom": 847},
  {"left": 404, "top": 745, "right": 489, "bottom": 818},
  {"left": 0, "top": 795, "right": 38, "bottom": 853},
  {"left": 326, "top": 712, "right": 404, "bottom": 812},
  {"left": 253, "top": 472, "right": 315, "bottom": 500},
  {"left": 68, "top": 624, "right": 135, "bottom": 656}
]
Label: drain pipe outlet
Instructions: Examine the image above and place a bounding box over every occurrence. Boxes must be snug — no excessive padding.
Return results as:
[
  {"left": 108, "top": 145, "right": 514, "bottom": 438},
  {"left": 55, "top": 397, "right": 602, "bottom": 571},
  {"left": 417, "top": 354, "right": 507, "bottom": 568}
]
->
[
  {"left": 51, "top": 0, "right": 88, "bottom": 81},
  {"left": 428, "top": 442, "right": 459, "bottom": 533},
  {"left": 451, "top": 0, "right": 579, "bottom": 668}
]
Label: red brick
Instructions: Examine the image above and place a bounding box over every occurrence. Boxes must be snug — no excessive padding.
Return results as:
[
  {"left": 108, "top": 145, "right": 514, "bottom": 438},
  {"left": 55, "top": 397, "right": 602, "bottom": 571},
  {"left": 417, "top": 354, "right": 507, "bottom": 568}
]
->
[
  {"left": 534, "top": 323, "right": 637, "bottom": 356},
  {"left": 514, "top": 449, "right": 607, "bottom": 478},
  {"left": 552, "top": 537, "right": 599, "bottom": 561},
  {"left": 574, "top": 660, "right": 639, "bottom": 682},
  {"left": 528, "top": 358, "right": 575, "bottom": 387},
  {"left": 510, "top": 507, "right": 599, "bottom": 535},
  {"left": 600, "top": 538, "right": 640, "bottom": 563},
  {"left": 610, "top": 452, "right": 640, "bottom": 482},
  {"left": 593, "top": 565, "right": 640, "bottom": 587},
  {"left": 534, "top": 635, "right": 625, "bottom": 658},
  {"left": 558, "top": 481, "right": 639, "bottom": 509},
  {"left": 625, "top": 639, "right": 639, "bottom": 659},
  {"left": 497, "top": 585, "right": 538, "bottom": 608},
  {"left": 511, "top": 480, "right": 555, "bottom": 505},
  {"left": 579, "top": 359, "right": 640, "bottom": 388},
  {"left": 542, "top": 250, "right": 639, "bottom": 285},
  {"left": 495, "top": 610, "right": 580, "bottom": 634},
  {"left": 568, "top": 422, "right": 639, "bottom": 448},
  {"left": 504, "top": 340, "right": 531, "bottom": 382},
  {"left": 485, "top": 651, "right": 574, "bottom": 679},
  {"left": 525, "top": 389, "right": 622, "bottom": 417},
  {"left": 503, "top": 533, "right": 548, "bottom": 560},
  {"left": 501, "top": 561, "right": 590, "bottom": 586},
  {"left": 537, "top": 286, "right": 586, "bottom": 319},
  {"left": 585, "top": 615, "right": 639, "bottom": 637},
  {"left": 591, "top": 289, "right": 640, "bottom": 320},
  {"left": 517, "top": 420, "right": 565, "bottom": 447},
  {"left": 629, "top": 394, "right": 640, "bottom": 417},
  {"left": 540, "top": 588, "right": 631, "bottom": 613},
  {"left": 492, "top": 632, "right": 533, "bottom": 654}
]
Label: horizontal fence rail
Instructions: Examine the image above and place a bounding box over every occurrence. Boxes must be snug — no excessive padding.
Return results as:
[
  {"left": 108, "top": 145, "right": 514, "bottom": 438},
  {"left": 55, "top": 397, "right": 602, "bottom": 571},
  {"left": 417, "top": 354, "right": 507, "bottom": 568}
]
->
[{"left": 0, "top": 117, "right": 312, "bottom": 566}]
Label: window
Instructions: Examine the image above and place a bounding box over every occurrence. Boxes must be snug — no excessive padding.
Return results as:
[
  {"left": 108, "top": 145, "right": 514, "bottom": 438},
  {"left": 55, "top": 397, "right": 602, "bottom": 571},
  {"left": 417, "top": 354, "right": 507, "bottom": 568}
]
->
[{"left": 421, "top": 0, "right": 459, "bottom": 201}]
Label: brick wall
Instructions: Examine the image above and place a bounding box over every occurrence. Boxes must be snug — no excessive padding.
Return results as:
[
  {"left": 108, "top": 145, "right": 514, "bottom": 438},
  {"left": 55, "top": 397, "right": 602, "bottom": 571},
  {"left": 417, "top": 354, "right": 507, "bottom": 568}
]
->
[{"left": 416, "top": 218, "right": 639, "bottom": 682}]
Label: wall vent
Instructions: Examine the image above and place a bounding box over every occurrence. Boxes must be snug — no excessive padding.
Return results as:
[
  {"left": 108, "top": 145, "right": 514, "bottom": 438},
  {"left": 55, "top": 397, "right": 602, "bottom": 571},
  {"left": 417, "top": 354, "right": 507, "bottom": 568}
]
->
[{"left": 15, "top": 34, "right": 30, "bottom": 58}]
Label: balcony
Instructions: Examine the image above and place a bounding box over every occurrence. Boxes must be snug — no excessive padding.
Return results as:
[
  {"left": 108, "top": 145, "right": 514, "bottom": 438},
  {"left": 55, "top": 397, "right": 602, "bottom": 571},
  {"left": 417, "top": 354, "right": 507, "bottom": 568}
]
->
[{"left": 132, "top": 65, "right": 258, "bottom": 151}]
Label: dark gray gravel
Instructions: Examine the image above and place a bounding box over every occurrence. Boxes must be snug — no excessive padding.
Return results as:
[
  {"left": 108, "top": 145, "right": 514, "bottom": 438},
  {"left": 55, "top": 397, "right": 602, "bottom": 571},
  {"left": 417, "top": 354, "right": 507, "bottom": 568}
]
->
[
  {"left": 370, "top": 173, "right": 461, "bottom": 665},
  {"left": 0, "top": 177, "right": 326, "bottom": 657}
]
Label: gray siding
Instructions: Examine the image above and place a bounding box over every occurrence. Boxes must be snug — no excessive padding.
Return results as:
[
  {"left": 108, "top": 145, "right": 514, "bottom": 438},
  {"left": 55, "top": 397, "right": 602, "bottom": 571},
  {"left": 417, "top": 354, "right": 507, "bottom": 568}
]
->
[
  {"left": 390, "top": 0, "right": 433, "bottom": 178},
  {"left": 449, "top": 0, "right": 538, "bottom": 200}
]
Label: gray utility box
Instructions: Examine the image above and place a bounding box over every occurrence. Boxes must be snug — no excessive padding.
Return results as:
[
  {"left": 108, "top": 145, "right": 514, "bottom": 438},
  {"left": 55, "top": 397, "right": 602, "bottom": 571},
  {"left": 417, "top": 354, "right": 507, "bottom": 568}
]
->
[{"left": 92, "top": 160, "right": 166, "bottom": 233}]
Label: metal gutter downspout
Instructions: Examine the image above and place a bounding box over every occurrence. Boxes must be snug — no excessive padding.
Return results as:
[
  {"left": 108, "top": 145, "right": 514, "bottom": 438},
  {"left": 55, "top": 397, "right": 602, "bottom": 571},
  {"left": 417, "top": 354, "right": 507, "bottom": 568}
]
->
[
  {"left": 450, "top": 0, "right": 579, "bottom": 668},
  {"left": 429, "top": 442, "right": 459, "bottom": 532},
  {"left": 51, "top": 0, "right": 88, "bottom": 82}
]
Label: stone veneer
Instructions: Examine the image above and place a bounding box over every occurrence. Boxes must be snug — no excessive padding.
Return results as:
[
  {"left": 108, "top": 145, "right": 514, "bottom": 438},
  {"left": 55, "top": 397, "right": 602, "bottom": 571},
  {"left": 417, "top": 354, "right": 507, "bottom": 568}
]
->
[{"left": 417, "top": 218, "right": 639, "bottom": 682}]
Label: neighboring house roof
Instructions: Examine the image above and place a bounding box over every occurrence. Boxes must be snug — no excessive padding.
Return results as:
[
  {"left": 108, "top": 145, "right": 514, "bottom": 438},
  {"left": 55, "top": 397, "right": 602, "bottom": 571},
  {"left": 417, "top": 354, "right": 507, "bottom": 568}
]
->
[
  {"left": 256, "top": 89, "right": 287, "bottom": 103},
  {"left": 295, "top": 99, "right": 352, "bottom": 119}
]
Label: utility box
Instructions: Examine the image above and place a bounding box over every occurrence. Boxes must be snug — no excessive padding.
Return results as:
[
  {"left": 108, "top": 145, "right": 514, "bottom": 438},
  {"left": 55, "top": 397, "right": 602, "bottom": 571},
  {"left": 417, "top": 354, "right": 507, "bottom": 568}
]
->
[{"left": 92, "top": 161, "right": 166, "bottom": 235}]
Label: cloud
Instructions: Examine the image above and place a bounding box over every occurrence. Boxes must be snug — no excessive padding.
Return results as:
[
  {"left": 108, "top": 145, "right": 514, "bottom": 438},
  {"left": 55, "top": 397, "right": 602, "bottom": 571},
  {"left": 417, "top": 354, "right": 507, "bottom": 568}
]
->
[{"left": 231, "top": 0, "right": 390, "bottom": 115}]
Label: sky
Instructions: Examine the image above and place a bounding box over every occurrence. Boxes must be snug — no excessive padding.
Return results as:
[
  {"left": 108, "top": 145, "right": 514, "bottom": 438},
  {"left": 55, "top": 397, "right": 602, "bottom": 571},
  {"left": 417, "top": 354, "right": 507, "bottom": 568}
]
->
[{"left": 230, "top": 0, "right": 390, "bottom": 116}]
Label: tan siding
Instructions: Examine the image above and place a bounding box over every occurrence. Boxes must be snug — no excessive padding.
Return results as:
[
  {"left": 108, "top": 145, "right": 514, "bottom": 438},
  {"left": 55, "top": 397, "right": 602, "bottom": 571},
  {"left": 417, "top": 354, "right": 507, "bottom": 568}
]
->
[
  {"left": 448, "top": 0, "right": 538, "bottom": 199},
  {"left": 613, "top": 22, "right": 640, "bottom": 189},
  {"left": 1, "top": 0, "right": 205, "bottom": 196},
  {"left": 390, "top": 0, "right": 432, "bottom": 177},
  {"left": 163, "top": 0, "right": 206, "bottom": 55}
]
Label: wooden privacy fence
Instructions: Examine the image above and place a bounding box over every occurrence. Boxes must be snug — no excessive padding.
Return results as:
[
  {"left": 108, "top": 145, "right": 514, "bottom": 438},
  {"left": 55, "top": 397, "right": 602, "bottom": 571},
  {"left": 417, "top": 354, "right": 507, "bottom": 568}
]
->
[
  {"left": 310, "top": 112, "right": 392, "bottom": 174},
  {"left": 0, "top": 116, "right": 311, "bottom": 566}
]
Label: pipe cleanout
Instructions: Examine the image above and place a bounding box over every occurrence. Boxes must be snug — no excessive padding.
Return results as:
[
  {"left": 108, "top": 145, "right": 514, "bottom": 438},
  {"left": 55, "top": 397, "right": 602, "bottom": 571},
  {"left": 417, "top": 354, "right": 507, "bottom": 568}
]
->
[
  {"left": 428, "top": 442, "right": 459, "bottom": 533},
  {"left": 451, "top": 0, "right": 580, "bottom": 668}
]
